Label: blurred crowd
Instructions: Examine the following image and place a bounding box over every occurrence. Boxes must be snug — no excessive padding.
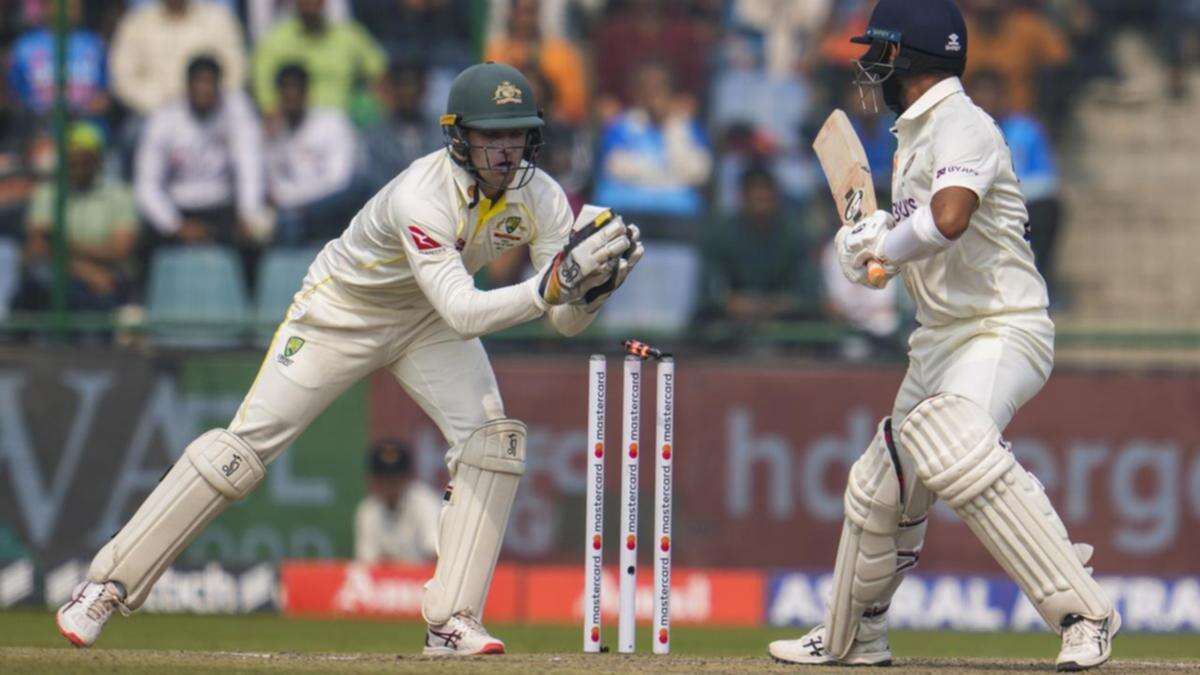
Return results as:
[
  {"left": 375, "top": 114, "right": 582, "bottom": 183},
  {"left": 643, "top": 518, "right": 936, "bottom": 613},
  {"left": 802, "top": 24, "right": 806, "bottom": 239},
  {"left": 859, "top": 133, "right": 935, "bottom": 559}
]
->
[{"left": 0, "top": 0, "right": 1195, "bottom": 353}]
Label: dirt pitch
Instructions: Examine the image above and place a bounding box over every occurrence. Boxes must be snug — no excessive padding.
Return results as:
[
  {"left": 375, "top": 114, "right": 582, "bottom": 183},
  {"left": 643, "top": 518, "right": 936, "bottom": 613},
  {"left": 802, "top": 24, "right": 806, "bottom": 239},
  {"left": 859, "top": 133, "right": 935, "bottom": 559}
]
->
[{"left": 5, "top": 647, "right": 1200, "bottom": 674}]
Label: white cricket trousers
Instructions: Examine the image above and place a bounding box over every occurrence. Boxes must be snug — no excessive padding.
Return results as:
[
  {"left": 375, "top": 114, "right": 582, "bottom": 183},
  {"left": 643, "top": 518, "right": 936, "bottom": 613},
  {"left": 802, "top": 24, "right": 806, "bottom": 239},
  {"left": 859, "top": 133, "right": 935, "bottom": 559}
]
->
[
  {"left": 229, "top": 279, "right": 506, "bottom": 471},
  {"left": 890, "top": 310, "right": 1055, "bottom": 517}
]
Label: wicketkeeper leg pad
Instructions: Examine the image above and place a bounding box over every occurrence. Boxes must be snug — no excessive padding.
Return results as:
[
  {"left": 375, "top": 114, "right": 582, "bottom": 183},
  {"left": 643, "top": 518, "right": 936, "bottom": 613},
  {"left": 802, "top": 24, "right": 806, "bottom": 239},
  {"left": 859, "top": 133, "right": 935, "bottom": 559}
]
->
[
  {"left": 88, "top": 429, "right": 266, "bottom": 609},
  {"left": 422, "top": 418, "right": 526, "bottom": 625},
  {"left": 898, "top": 394, "right": 1111, "bottom": 633},
  {"left": 825, "top": 418, "right": 908, "bottom": 659}
]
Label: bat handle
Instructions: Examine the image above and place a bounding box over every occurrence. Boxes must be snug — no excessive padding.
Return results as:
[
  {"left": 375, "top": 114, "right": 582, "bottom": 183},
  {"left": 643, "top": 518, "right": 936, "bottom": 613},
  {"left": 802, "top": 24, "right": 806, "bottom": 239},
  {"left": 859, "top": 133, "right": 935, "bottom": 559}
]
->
[{"left": 867, "top": 261, "right": 888, "bottom": 288}]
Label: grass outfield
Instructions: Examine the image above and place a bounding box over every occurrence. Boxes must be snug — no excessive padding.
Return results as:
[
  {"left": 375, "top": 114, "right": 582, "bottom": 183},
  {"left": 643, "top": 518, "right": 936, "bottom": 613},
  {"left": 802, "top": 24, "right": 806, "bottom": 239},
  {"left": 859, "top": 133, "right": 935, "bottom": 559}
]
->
[{"left": 3, "top": 610, "right": 1199, "bottom": 673}]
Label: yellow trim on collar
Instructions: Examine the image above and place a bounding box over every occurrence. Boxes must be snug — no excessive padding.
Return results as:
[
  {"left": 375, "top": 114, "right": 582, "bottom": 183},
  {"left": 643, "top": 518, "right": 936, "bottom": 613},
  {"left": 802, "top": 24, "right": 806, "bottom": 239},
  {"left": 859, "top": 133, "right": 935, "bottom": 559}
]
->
[{"left": 475, "top": 193, "right": 509, "bottom": 238}]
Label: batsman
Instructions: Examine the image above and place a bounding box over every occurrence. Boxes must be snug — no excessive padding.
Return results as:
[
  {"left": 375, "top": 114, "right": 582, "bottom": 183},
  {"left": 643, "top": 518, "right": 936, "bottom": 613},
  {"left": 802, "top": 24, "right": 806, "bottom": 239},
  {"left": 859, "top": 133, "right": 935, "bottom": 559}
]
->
[
  {"left": 770, "top": 0, "right": 1118, "bottom": 671},
  {"left": 56, "top": 62, "right": 643, "bottom": 656}
]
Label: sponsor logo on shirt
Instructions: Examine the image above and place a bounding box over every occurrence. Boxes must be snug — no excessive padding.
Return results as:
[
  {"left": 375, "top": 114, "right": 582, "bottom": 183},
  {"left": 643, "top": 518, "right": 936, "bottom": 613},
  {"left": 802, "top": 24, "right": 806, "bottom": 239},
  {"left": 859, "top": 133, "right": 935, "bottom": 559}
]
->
[
  {"left": 936, "top": 165, "right": 980, "bottom": 179},
  {"left": 892, "top": 197, "right": 919, "bottom": 220},
  {"left": 408, "top": 225, "right": 443, "bottom": 252},
  {"left": 491, "top": 216, "right": 525, "bottom": 250}
]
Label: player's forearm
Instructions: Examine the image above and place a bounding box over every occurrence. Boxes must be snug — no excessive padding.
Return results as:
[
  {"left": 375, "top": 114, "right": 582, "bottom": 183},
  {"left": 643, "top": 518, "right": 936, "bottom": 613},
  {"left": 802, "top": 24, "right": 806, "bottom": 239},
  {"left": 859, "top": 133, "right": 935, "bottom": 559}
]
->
[
  {"left": 878, "top": 204, "right": 952, "bottom": 265},
  {"left": 423, "top": 261, "right": 547, "bottom": 339},
  {"left": 546, "top": 302, "right": 597, "bottom": 337}
]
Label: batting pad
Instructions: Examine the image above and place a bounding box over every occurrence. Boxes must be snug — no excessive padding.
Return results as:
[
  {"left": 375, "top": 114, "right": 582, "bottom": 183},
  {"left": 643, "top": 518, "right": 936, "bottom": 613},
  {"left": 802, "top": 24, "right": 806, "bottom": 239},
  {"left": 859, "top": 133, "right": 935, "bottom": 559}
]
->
[
  {"left": 898, "top": 395, "right": 1111, "bottom": 632},
  {"left": 826, "top": 418, "right": 904, "bottom": 659},
  {"left": 422, "top": 418, "right": 526, "bottom": 625},
  {"left": 89, "top": 429, "right": 265, "bottom": 609}
]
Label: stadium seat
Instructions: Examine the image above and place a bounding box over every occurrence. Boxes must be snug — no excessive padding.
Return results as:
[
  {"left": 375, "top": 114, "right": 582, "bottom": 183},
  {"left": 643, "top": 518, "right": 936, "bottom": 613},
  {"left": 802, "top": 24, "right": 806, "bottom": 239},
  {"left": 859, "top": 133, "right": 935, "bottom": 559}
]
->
[
  {"left": 597, "top": 241, "right": 700, "bottom": 334},
  {"left": 145, "top": 245, "right": 250, "bottom": 348},
  {"left": 0, "top": 238, "right": 18, "bottom": 322},
  {"left": 253, "top": 246, "right": 322, "bottom": 346}
]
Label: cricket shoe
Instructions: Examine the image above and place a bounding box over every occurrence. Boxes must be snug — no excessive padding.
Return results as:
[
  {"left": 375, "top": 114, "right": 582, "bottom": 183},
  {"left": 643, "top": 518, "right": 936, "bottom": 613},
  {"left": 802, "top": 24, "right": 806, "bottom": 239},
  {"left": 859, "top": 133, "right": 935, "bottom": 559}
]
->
[
  {"left": 56, "top": 581, "right": 128, "bottom": 647},
  {"left": 768, "top": 619, "right": 892, "bottom": 666},
  {"left": 1056, "top": 610, "right": 1121, "bottom": 671},
  {"left": 423, "top": 612, "right": 506, "bottom": 656}
]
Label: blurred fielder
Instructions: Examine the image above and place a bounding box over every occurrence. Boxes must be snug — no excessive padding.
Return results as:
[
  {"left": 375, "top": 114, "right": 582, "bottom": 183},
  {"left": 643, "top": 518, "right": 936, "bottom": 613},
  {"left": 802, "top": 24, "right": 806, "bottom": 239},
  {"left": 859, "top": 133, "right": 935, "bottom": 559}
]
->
[
  {"left": 57, "top": 62, "right": 643, "bottom": 656},
  {"left": 769, "top": 1, "right": 1118, "bottom": 671}
]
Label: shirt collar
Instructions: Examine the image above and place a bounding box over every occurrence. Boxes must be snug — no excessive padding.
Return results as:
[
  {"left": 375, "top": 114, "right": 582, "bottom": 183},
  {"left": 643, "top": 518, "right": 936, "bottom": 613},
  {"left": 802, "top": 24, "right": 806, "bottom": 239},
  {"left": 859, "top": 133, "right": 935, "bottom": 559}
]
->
[{"left": 895, "top": 76, "right": 964, "bottom": 127}]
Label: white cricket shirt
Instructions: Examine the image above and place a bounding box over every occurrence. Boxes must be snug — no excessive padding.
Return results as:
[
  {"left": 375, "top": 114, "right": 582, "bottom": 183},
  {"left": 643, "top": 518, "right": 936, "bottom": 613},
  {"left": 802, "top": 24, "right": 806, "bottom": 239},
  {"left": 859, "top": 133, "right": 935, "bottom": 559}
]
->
[
  {"left": 890, "top": 77, "right": 1048, "bottom": 327},
  {"left": 353, "top": 481, "right": 442, "bottom": 564},
  {"left": 302, "top": 149, "right": 592, "bottom": 339}
]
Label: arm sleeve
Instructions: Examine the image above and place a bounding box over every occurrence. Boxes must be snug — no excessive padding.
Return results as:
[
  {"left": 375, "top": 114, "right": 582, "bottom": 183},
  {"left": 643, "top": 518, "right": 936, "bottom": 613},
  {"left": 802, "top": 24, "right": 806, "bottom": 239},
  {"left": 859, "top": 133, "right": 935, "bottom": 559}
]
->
[
  {"left": 353, "top": 501, "right": 381, "bottom": 564},
  {"left": 352, "top": 23, "right": 387, "bottom": 82},
  {"left": 229, "top": 95, "right": 266, "bottom": 220},
  {"left": 930, "top": 116, "right": 1001, "bottom": 201},
  {"left": 24, "top": 184, "right": 51, "bottom": 233},
  {"left": 252, "top": 36, "right": 280, "bottom": 113},
  {"left": 531, "top": 181, "right": 600, "bottom": 336},
  {"left": 108, "top": 15, "right": 155, "bottom": 113},
  {"left": 662, "top": 117, "right": 712, "bottom": 187},
  {"left": 307, "top": 113, "right": 357, "bottom": 200},
  {"left": 215, "top": 8, "right": 249, "bottom": 88},
  {"left": 398, "top": 198, "right": 547, "bottom": 339},
  {"left": 134, "top": 113, "right": 182, "bottom": 235},
  {"left": 111, "top": 186, "right": 139, "bottom": 236}
]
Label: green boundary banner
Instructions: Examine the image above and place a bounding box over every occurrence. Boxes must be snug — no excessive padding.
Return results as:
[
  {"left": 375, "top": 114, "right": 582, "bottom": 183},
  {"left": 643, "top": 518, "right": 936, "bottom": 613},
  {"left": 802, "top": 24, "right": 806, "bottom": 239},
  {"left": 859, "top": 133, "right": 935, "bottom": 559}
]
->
[{"left": 0, "top": 347, "right": 366, "bottom": 570}]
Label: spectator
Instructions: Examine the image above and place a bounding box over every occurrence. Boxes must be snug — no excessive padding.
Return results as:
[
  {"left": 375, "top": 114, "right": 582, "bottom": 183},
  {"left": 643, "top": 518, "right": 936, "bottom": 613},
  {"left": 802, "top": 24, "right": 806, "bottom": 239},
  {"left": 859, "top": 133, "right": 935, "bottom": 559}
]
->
[
  {"left": 709, "top": 33, "right": 811, "bottom": 157},
  {"left": 354, "top": 439, "right": 441, "bottom": 565},
  {"left": 728, "top": 0, "right": 832, "bottom": 77},
  {"left": 485, "top": 0, "right": 607, "bottom": 42},
  {"left": 135, "top": 56, "right": 266, "bottom": 249},
  {"left": 360, "top": 61, "right": 443, "bottom": 191},
  {"left": 8, "top": 0, "right": 109, "bottom": 123},
  {"left": 963, "top": 0, "right": 1070, "bottom": 116},
  {"left": 247, "top": 0, "right": 351, "bottom": 42},
  {"left": 21, "top": 122, "right": 138, "bottom": 312},
  {"left": 592, "top": 0, "right": 712, "bottom": 111},
  {"left": 266, "top": 64, "right": 360, "bottom": 245},
  {"left": 0, "top": 84, "right": 36, "bottom": 239},
  {"left": 254, "top": 0, "right": 387, "bottom": 120},
  {"left": 352, "top": 0, "right": 473, "bottom": 67},
  {"left": 969, "top": 69, "right": 1063, "bottom": 301},
  {"left": 525, "top": 68, "right": 591, "bottom": 208},
  {"left": 109, "top": 0, "right": 247, "bottom": 116},
  {"left": 700, "top": 165, "right": 818, "bottom": 323},
  {"left": 593, "top": 62, "right": 711, "bottom": 239},
  {"left": 709, "top": 34, "right": 814, "bottom": 213},
  {"left": 1158, "top": 0, "right": 1200, "bottom": 100},
  {"left": 484, "top": 0, "right": 588, "bottom": 124}
]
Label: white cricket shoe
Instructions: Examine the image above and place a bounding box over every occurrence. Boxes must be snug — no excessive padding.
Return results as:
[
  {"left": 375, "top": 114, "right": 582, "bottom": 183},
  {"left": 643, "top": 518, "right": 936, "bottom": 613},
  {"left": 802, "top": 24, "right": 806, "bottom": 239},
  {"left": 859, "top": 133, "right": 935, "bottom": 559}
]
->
[
  {"left": 423, "top": 612, "right": 506, "bottom": 656},
  {"left": 768, "top": 619, "right": 892, "bottom": 666},
  {"left": 55, "top": 581, "right": 128, "bottom": 648},
  {"left": 1056, "top": 610, "right": 1121, "bottom": 671}
]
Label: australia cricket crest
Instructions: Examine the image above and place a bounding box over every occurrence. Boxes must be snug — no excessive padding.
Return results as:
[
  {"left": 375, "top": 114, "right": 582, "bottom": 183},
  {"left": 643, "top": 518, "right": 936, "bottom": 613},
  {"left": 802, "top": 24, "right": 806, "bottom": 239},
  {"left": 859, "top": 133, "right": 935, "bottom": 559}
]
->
[{"left": 277, "top": 336, "right": 305, "bottom": 366}]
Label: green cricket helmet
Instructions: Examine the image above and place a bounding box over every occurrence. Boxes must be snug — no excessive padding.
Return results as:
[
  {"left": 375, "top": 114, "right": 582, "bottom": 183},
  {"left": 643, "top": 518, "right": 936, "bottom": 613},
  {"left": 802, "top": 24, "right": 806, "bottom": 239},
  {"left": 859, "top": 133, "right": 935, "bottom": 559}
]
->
[{"left": 441, "top": 62, "right": 545, "bottom": 191}]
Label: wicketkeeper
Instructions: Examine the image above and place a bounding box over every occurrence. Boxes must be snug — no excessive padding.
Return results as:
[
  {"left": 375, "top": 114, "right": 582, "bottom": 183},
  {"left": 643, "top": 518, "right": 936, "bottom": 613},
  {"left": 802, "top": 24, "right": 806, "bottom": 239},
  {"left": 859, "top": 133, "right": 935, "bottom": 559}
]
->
[
  {"left": 769, "top": 1, "right": 1119, "bottom": 671},
  {"left": 57, "top": 62, "right": 643, "bottom": 656}
]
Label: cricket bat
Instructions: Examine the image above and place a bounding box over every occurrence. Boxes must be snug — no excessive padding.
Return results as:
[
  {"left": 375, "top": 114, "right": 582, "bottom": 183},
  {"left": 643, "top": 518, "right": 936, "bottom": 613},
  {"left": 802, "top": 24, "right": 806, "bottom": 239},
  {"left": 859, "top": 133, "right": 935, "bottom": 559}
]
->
[{"left": 813, "top": 109, "right": 888, "bottom": 288}]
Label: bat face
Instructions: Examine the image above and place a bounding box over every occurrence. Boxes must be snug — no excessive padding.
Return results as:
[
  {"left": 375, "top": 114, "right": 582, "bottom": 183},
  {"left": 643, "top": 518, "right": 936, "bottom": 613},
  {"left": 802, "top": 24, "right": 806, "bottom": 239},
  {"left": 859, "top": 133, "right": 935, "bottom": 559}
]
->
[
  {"left": 814, "top": 108, "right": 889, "bottom": 289},
  {"left": 813, "top": 109, "right": 878, "bottom": 229}
]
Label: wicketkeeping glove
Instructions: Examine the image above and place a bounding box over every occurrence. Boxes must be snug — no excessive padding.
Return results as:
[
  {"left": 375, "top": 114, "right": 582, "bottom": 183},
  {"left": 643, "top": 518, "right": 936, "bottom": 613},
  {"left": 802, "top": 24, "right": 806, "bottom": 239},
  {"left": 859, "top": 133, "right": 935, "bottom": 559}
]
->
[
  {"left": 578, "top": 221, "right": 642, "bottom": 312},
  {"left": 538, "top": 207, "right": 630, "bottom": 305}
]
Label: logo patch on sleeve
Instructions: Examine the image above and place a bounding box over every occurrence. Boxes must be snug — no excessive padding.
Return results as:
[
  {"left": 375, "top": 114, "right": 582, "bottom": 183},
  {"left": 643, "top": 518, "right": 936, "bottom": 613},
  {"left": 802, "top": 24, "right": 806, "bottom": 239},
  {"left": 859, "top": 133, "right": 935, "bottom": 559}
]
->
[{"left": 408, "top": 225, "right": 442, "bottom": 251}]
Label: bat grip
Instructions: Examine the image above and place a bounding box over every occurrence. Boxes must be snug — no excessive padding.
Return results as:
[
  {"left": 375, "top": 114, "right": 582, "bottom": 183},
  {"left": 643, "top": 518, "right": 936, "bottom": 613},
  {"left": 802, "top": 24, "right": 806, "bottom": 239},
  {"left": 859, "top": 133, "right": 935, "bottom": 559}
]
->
[{"left": 866, "top": 261, "right": 888, "bottom": 288}]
